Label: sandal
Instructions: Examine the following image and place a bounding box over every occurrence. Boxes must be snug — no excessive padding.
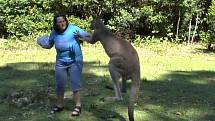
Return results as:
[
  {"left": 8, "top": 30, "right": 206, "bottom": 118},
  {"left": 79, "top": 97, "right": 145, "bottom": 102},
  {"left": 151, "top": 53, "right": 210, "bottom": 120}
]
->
[
  {"left": 71, "top": 106, "right": 81, "bottom": 116},
  {"left": 49, "top": 106, "right": 64, "bottom": 114}
]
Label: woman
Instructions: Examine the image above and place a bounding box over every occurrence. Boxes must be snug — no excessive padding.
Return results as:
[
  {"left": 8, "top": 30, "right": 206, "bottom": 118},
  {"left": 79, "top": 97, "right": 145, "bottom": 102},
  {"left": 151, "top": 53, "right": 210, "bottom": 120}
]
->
[{"left": 38, "top": 13, "right": 91, "bottom": 116}]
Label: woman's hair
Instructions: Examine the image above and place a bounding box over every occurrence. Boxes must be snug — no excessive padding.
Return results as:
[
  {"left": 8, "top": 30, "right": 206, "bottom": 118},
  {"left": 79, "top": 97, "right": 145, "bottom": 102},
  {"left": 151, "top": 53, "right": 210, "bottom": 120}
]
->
[{"left": 53, "top": 13, "right": 69, "bottom": 33}]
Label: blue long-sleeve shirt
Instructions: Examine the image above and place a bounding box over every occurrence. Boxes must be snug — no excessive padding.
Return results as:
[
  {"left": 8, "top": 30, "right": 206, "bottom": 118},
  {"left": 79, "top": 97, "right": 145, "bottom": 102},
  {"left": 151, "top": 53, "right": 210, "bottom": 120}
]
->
[{"left": 49, "top": 24, "right": 88, "bottom": 66}]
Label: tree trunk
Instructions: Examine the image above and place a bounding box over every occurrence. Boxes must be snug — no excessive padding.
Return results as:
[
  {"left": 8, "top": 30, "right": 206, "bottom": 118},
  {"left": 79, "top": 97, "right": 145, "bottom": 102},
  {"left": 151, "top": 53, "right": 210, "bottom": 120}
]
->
[
  {"left": 188, "top": 19, "right": 192, "bottom": 44},
  {"left": 176, "top": 10, "right": 181, "bottom": 41},
  {"left": 191, "top": 14, "right": 199, "bottom": 43}
]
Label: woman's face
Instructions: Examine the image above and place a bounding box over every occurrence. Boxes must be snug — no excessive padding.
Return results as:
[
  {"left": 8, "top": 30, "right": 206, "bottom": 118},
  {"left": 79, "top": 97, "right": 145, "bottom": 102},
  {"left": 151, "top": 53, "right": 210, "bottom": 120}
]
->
[{"left": 56, "top": 17, "right": 67, "bottom": 32}]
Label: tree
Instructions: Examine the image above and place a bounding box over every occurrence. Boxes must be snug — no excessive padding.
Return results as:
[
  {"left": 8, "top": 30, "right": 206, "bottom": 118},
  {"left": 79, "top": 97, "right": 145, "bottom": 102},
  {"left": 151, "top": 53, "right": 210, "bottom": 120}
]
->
[{"left": 206, "top": 0, "right": 215, "bottom": 49}]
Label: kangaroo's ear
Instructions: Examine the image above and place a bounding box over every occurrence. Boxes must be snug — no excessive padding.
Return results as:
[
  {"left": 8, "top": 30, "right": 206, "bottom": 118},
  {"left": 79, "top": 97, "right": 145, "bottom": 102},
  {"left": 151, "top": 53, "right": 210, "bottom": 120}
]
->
[
  {"left": 92, "top": 15, "right": 102, "bottom": 21},
  {"left": 98, "top": 12, "right": 104, "bottom": 20},
  {"left": 92, "top": 15, "right": 101, "bottom": 21}
]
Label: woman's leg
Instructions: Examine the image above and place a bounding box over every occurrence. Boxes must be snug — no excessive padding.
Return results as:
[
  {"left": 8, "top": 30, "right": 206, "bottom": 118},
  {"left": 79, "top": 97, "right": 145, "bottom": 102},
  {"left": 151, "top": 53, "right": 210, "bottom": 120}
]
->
[
  {"left": 55, "top": 65, "right": 68, "bottom": 108},
  {"left": 68, "top": 62, "right": 83, "bottom": 115},
  {"left": 73, "top": 91, "right": 81, "bottom": 106}
]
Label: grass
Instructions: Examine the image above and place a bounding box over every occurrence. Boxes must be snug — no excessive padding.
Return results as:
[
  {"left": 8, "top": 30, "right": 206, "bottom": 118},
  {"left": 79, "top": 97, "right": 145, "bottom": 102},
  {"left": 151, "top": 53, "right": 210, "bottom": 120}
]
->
[{"left": 0, "top": 40, "right": 215, "bottom": 121}]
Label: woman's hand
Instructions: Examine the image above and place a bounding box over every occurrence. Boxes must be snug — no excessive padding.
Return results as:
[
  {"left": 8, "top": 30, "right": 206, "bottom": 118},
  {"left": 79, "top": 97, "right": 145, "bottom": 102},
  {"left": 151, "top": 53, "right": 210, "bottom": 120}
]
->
[{"left": 74, "top": 31, "right": 92, "bottom": 43}]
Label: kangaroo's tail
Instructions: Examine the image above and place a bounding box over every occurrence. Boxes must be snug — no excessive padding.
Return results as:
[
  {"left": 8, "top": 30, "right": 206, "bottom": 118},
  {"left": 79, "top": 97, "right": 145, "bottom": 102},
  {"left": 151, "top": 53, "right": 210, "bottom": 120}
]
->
[{"left": 128, "top": 71, "right": 140, "bottom": 121}]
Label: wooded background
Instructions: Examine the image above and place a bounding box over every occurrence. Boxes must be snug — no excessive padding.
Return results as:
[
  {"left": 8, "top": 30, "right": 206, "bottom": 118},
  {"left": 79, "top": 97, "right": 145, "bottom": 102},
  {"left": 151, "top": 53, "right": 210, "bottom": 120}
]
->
[{"left": 1, "top": 0, "right": 215, "bottom": 48}]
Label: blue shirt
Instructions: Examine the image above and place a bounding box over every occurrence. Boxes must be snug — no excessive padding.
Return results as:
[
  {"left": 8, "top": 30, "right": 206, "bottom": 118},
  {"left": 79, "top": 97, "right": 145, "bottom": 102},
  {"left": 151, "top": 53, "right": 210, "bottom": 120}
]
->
[{"left": 49, "top": 24, "right": 88, "bottom": 66}]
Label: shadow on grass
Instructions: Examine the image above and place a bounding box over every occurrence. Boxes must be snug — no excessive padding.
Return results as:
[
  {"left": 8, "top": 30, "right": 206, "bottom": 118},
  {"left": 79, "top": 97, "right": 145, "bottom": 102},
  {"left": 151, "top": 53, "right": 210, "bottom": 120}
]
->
[
  {"left": 0, "top": 61, "right": 126, "bottom": 121},
  {"left": 140, "top": 70, "right": 215, "bottom": 121},
  {"left": 0, "top": 62, "right": 215, "bottom": 121},
  {"left": 91, "top": 108, "right": 126, "bottom": 121},
  {"left": 195, "top": 47, "right": 215, "bottom": 54}
]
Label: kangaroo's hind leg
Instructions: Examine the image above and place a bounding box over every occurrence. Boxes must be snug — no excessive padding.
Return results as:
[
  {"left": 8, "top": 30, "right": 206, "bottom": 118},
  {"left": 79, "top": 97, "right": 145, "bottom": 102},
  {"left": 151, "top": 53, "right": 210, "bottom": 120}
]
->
[
  {"left": 121, "top": 77, "right": 127, "bottom": 93},
  {"left": 105, "top": 58, "right": 124, "bottom": 101}
]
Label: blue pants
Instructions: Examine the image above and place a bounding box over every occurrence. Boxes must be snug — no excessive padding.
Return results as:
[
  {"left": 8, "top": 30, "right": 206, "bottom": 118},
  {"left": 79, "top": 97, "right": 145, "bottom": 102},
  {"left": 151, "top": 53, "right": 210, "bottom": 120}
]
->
[{"left": 55, "top": 62, "right": 83, "bottom": 96}]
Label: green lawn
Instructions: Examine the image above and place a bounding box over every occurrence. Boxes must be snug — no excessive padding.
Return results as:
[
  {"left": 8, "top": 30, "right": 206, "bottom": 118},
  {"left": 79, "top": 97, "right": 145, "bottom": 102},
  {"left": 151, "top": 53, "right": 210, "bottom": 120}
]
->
[{"left": 0, "top": 42, "right": 214, "bottom": 121}]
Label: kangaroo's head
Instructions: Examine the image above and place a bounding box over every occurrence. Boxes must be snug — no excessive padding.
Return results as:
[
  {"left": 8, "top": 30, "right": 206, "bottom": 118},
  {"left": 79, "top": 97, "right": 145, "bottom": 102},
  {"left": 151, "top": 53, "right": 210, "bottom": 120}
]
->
[
  {"left": 90, "top": 17, "right": 105, "bottom": 30},
  {"left": 88, "top": 17, "right": 106, "bottom": 44}
]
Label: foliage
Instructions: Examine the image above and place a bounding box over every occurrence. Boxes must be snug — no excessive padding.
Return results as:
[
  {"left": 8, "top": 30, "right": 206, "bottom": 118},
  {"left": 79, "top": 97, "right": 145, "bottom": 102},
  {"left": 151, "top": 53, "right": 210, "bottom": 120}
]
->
[
  {"left": 68, "top": 15, "right": 92, "bottom": 32},
  {"left": 1, "top": 0, "right": 52, "bottom": 39},
  {"left": 207, "top": 0, "right": 215, "bottom": 41},
  {"left": 0, "top": 0, "right": 92, "bottom": 40},
  {"left": 0, "top": 0, "right": 214, "bottom": 44},
  {"left": 199, "top": 31, "right": 211, "bottom": 44}
]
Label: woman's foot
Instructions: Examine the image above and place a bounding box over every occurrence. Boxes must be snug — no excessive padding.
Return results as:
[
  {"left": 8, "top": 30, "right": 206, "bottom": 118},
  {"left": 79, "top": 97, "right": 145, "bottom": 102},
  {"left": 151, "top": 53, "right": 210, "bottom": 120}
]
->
[
  {"left": 49, "top": 106, "right": 64, "bottom": 114},
  {"left": 71, "top": 106, "right": 81, "bottom": 116}
]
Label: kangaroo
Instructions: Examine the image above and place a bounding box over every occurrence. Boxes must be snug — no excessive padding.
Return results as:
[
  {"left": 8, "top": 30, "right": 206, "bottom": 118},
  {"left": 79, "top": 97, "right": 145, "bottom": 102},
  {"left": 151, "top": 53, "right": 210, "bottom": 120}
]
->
[{"left": 88, "top": 17, "right": 140, "bottom": 121}]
